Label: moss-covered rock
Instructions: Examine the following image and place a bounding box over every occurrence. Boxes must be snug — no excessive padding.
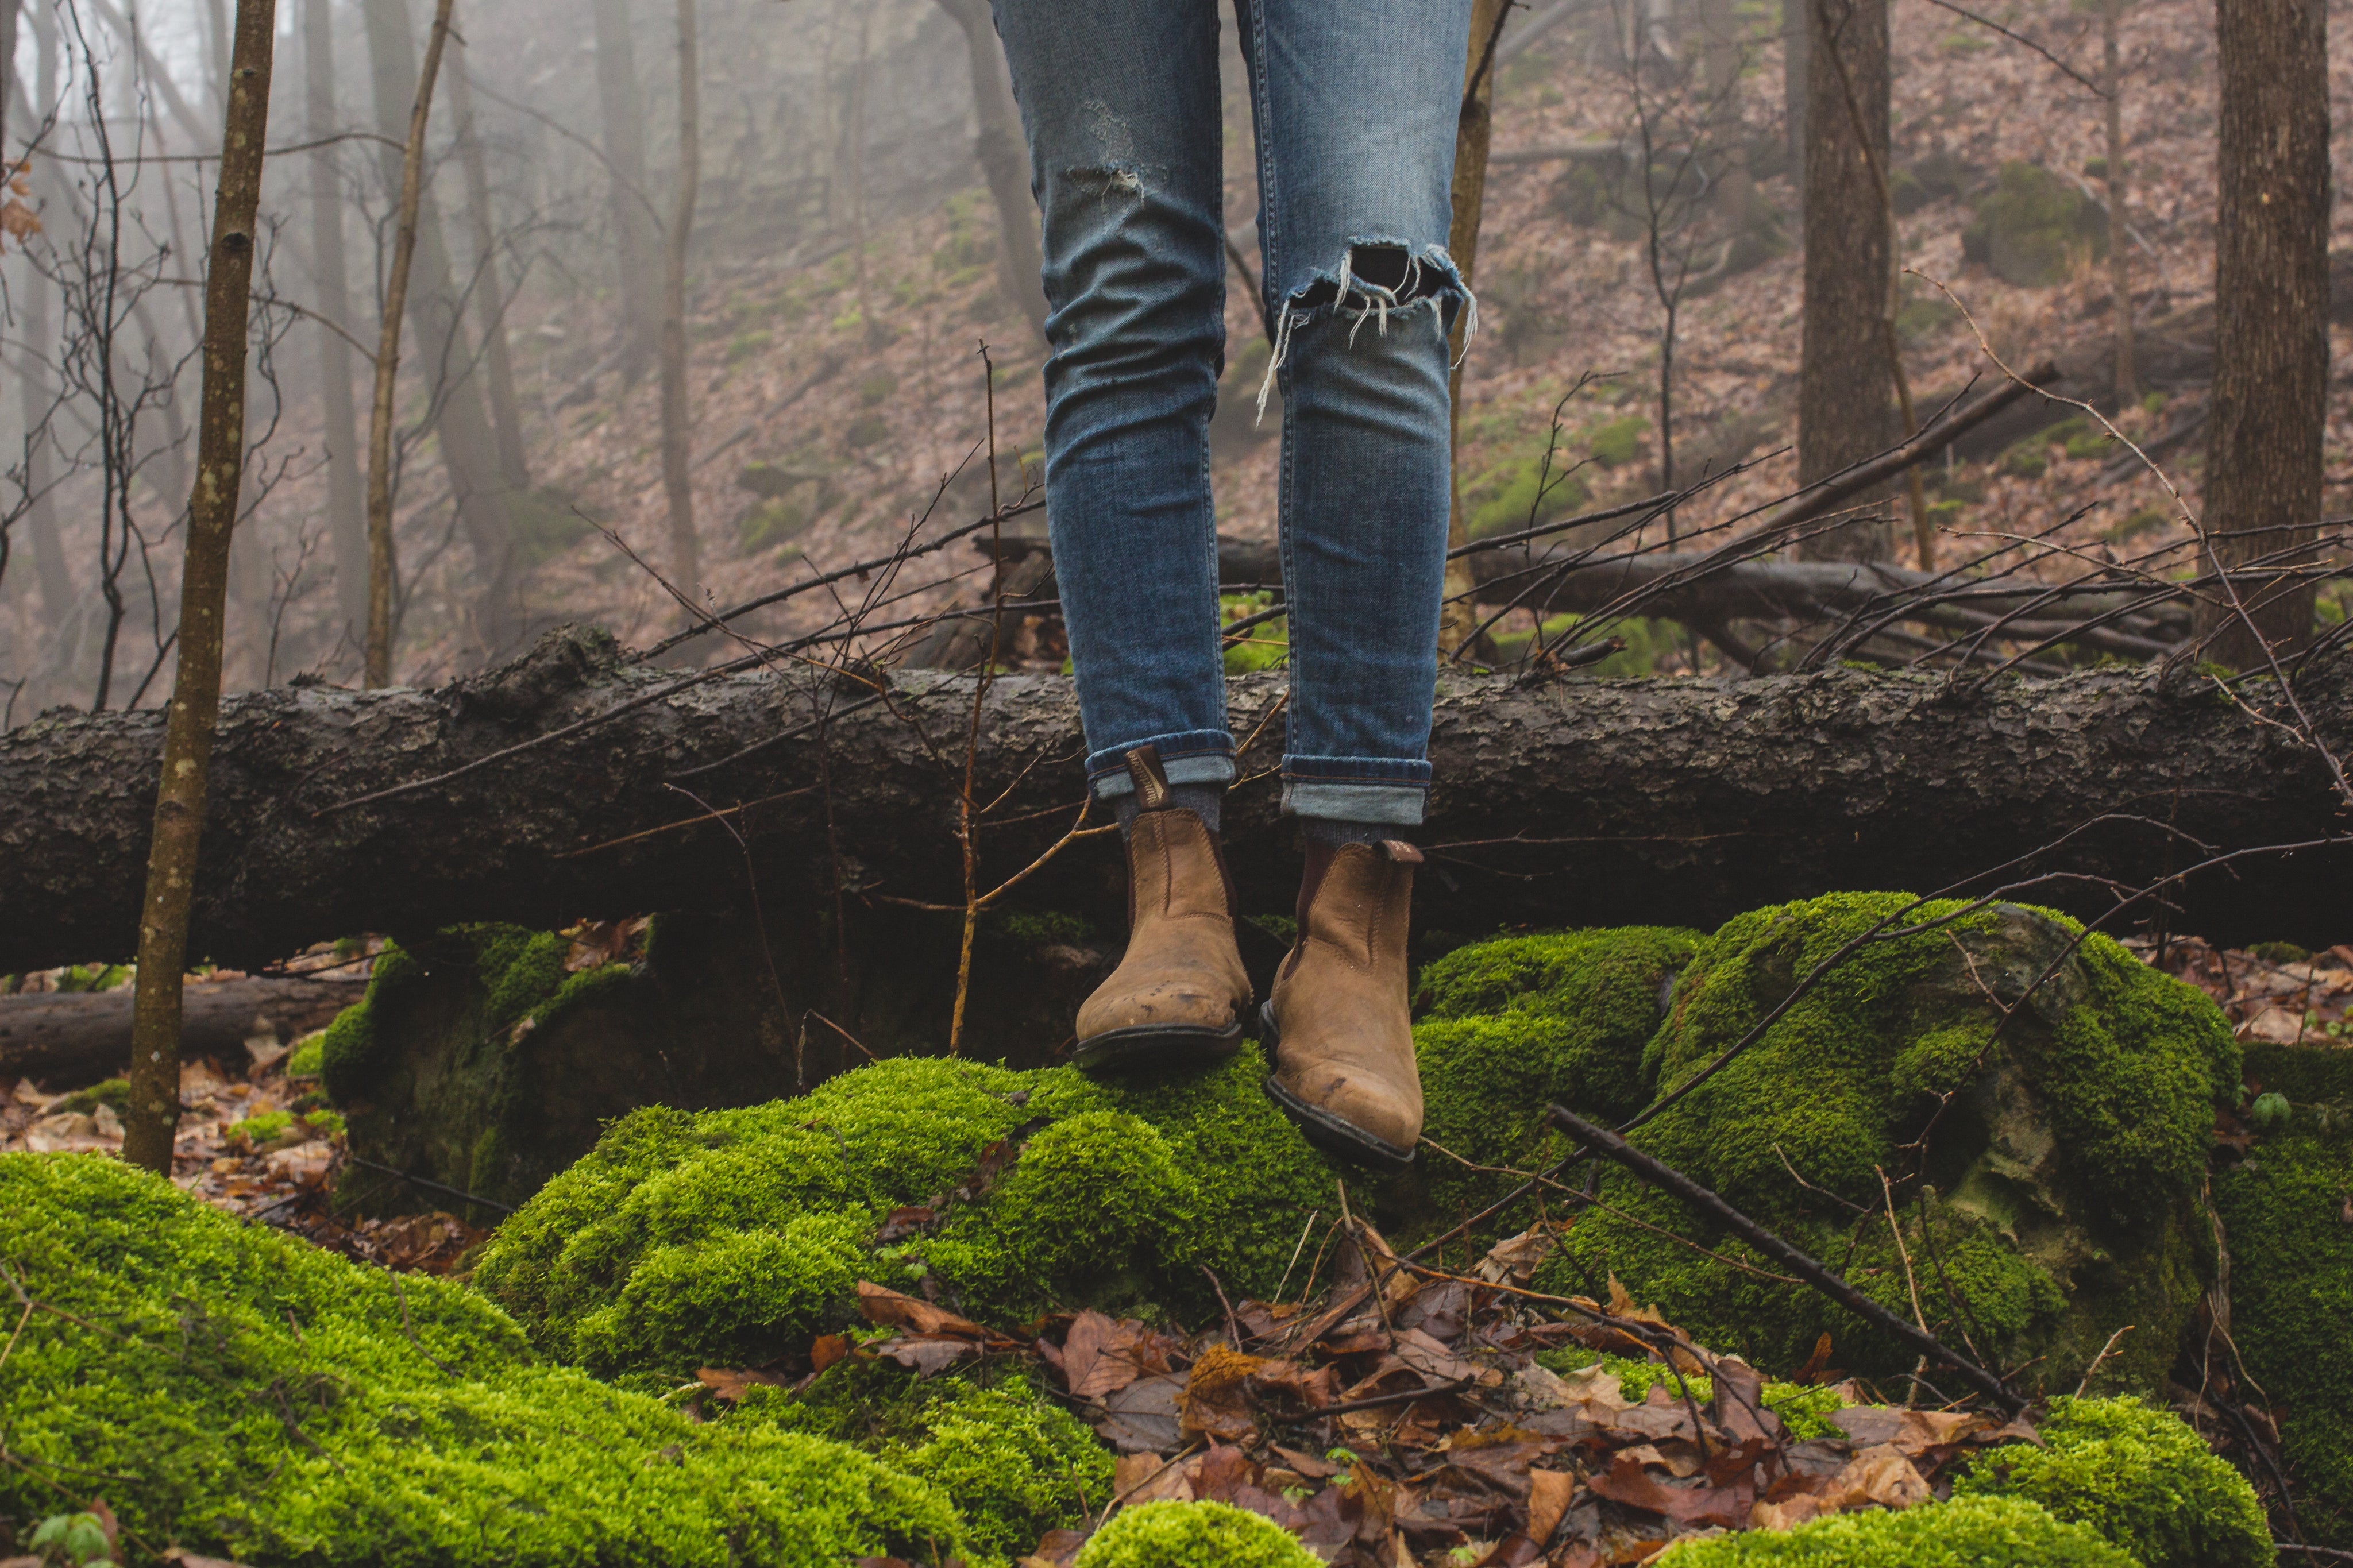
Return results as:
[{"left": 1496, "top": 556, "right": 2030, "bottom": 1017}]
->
[
  {"left": 0, "top": 1152, "right": 967, "bottom": 1567},
  {"left": 2213, "top": 1126, "right": 2353, "bottom": 1546},
  {"left": 1413, "top": 925, "right": 1701, "bottom": 1218},
  {"left": 1072, "top": 1500, "right": 1324, "bottom": 1568},
  {"left": 1536, "top": 895, "right": 2237, "bottom": 1395},
  {"left": 740, "top": 1360, "right": 1112, "bottom": 1566},
  {"left": 1955, "top": 1396, "right": 2274, "bottom": 1568},
  {"left": 475, "top": 1049, "right": 1341, "bottom": 1377},
  {"left": 1961, "top": 161, "right": 2108, "bottom": 287},
  {"left": 1658, "top": 1494, "right": 2135, "bottom": 1566}
]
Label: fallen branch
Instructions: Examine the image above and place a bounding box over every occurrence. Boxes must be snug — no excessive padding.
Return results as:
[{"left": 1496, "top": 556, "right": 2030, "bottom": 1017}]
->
[{"left": 1546, "top": 1104, "right": 2024, "bottom": 1412}]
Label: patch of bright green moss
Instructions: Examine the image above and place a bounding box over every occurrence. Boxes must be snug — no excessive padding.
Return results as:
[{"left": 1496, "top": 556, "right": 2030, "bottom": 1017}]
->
[
  {"left": 1073, "top": 1500, "right": 1323, "bottom": 1568},
  {"left": 1413, "top": 927, "right": 1700, "bottom": 1219},
  {"left": 476, "top": 1050, "right": 1340, "bottom": 1378},
  {"left": 0, "top": 1152, "right": 967, "bottom": 1567},
  {"left": 51, "top": 1077, "right": 129, "bottom": 1115},
  {"left": 1538, "top": 894, "right": 2235, "bottom": 1392},
  {"left": 286, "top": 1032, "right": 325, "bottom": 1077},
  {"left": 2213, "top": 1131, "right": 2353, "bottom": 1546},
  {"left": 1658, "top": 1494, "right": 2134, "bottom": 1566},
  {"left": 1955, "top": 1396, "right": 2274, "bottom": 1568},
  {"left": 1530, "top": 1350, "right": 1848, "bottom": 1440}
]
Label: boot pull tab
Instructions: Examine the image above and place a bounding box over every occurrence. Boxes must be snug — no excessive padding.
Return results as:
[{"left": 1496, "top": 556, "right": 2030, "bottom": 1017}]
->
[
  {"left": 1123, "top": 744, "right": 1172, "bottom": 812},
  {"left": 1380, "top": 840, "right": 1424, "bottom": 865}
]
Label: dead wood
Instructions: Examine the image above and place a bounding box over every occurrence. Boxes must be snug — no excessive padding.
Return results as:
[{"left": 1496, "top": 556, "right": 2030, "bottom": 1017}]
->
[{"left": 0, "top": 976, "right": 366, "bottom": 1089}]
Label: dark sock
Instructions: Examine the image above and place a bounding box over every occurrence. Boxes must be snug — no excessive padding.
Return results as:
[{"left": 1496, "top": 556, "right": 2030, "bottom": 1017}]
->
[
  {"left": 1117, "top": 783, "right": 1224, "bottom": 837},
  {"left": 1301, "top": 816, "right": 1404, "bottom": 849}
]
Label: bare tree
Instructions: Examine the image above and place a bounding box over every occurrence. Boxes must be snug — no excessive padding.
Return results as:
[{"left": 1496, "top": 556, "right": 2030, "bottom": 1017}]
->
[
  {"left": 1440, "top": 0, "right": 1512, "bottom": 655},
  {"left": 2102, "top": 0, "right": 2133, "bottom": 401},
  {"left": 303, "top": 0, "right": 368, "bottom": 652},
  {"left": 122, "top": 0, "right": 277, "bottom": 1173},
  {"left": 1795, "top": 0, "right": 1895, "bottom": 562},
  {"left": 931, "top": 0, "right": 1046, "bottom": 345},
  {"left": 2200, "top": 0, "right": 2329, "bottom": 666},
  {"left": 657, "top": 0, "right": 700, "bottom": 594},
  {"left": 446, "top": 48, "right": 529, "bottom": 491},
  {"left": 592, "top": 0, "right": 659, "bottom": 382},
  {"left": 364, "top": 0, "right": 459, "bottom": 686}
]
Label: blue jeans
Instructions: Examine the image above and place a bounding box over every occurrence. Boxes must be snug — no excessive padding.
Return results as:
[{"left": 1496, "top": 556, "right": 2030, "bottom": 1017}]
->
[{"left": 990, "top": 0, "right": 1474, "bottom": 826}]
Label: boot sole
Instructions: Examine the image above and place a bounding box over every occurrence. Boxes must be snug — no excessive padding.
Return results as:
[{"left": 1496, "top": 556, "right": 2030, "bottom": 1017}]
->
[
  {"left": 1257, "top": 1001, "right": 1418, "bottom": 1169},
  {"left": 1069, "top": 1019, "right": 1245, "bottom": 1075}
]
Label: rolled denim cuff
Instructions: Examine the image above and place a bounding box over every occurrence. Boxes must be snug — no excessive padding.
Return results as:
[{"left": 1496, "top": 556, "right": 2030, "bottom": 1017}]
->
[
  {"left": 1087, "top": 731, "right": 1238, "bottom": 799},
  {"left": 1280, "top": 755, "right": 1432, "bottom": 825}
]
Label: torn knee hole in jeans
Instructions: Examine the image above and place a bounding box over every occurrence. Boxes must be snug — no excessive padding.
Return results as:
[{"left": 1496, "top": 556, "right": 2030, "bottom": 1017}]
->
[{"left": 1256, "top": 242, "right": 1476, "bottom": 422}]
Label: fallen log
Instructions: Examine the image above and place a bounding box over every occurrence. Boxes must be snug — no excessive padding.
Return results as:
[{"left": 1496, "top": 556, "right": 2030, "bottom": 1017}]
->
[
  {"left": 1, "top": 623, "right": 2348, "bottom": 971},
  {"left": 0, "top": 975, "right": 367, "bottom": 1088}
]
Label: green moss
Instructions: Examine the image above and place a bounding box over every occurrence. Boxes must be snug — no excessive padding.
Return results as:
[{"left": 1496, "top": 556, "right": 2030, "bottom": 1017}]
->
[
  {"left": 2245, "top": 1040, "right": 2353, "bottom": 1106},
  {"left": 476, "top": 1050, "right": 1340, "bottom": 1377},
  {"left": 1413, "top": 927, "right": 1700, "bottom": 1219},
  {"left": 2248, "top": 941, "right": 2310, "bottom": 965},
  {"left": 1955, "top": 1396, "right": 2274, "bottom": 1568},
  {"left": 996, "top": 911, "right": 1093, "bottom": 948},
  {"left": 2213, "top": 1131, "right": 2353, "bottom": 1545},
  {"left": 1532, "top": 1351, "right": 1847, "bottom": 1440},
  {"left": 1657, "top": 1494, "right": 2134, "bottom": 1566},
  {"left": 227, "top": 1107, "right": 296, "bottom": 1144},
  {"left": 1464, "top": 450, "right": 1592, "bottom": 540},
  {"left": 51, "top": 1077, "right": 129, "bottom": 1114},
  {"left": 0, "top": 1152, "right": 967, "bottom": 1567},
  {"left": 1537, "top": 895, "right": 2234, "bottom": 1392},
  {"left": 320, "top": 941, "right": 418, "bottom": 1101},
  {"left": 286, "top": 1033, "right": 325, "bottom": 1078},
  {"left": 1073, "top": 1501, "right": 1323, "bottom": 1568},
  {"left": 1586, "top": 413, "right": 1652, "bottom": 467},
  {"left": 1962, "top": 161, "right": 2109, "bottom": 287}
]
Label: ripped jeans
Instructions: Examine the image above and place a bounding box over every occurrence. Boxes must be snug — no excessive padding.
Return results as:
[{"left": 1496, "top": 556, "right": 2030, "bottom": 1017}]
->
[{"left": 990, "top": 0, "right": 1475, "bottom": 825}]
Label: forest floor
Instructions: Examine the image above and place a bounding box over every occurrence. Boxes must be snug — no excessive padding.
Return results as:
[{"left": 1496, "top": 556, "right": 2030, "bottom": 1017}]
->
[{"left": 229, "top": 0, "right": 2353, "bottom": 688}]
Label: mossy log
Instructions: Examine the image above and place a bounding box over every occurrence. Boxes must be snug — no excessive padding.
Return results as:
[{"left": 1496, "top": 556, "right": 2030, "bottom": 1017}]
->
[
  {"left": 3, "top": 625, "right": 2351, "bottom": 972},
  {"left": 0, "top": 975, "right": 364, "bottom": 1088}
]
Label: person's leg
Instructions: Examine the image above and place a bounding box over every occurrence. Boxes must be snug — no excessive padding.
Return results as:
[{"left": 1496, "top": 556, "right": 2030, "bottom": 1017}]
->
[
  {"left": 1239, "top": 0, "right": 1473, "bottom": 1164},
  {"left": 990, "top": 0, "right": 1251, "bottom": 1069},
  {"left": 990, "top": 0, "right": 1233, "bottom": 806}
]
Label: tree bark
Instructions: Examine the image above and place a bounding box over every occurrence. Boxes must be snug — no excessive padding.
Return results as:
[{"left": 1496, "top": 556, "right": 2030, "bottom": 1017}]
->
[
  {"left": 931, "top": 0, "right": 1047, "bottom": 346},
  {"left": 121, "top": 0, "right": 275, "bottom": 1174},
  {"left": 1442, "top": 0, "right": 1511, "bottom": 655},
  {"left": 302, "top": 0, "right": 370, "bottom": 656},
  {"left": 2200, "top": 0, "right": 2328, "bottom": 669},
  {"left": 657, "top": 0, "right": 701, "bottom": 596},
  {"left": 6, "top": 625, "right": 2351, "bottom": 975},
  {"left": 1795, "top": 0, "right": 1895, "bottom": 562},
  {"left": 361, "top": 0, "right": 520, "bottom": 665},
  {"left": 2, "top": 976, "right": 367, "bottom": 1090},
  {"left": 2103, "top": 0, "right": 2134, "bottom": 403},
  {"left": 361, "top": 0, "right": 457, "bottom": 689},
  {"left": 592, "top": 0, "right": 660, "bottom": 383},
  {"left": 11, "top": 1, "right": 70, "bottom": 638},
  {"left": 445, "top": 52, "right": 530, "bottom": 493}
]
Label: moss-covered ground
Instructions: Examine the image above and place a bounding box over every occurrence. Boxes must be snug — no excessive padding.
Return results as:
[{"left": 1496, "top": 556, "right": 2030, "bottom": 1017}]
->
[{"left": 1658, "top": 1494, "right": 2136, "bottom": 1566}]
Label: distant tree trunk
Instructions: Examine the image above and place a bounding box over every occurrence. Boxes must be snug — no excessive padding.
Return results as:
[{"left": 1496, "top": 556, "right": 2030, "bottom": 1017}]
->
[
  {"left": 362, "top": 0, "right": 520, "bottom": 664},
  {"left": 1441, "top": 0, "right": 1511, "bottom": 656},
  {"left": 121, "top": 0, "right": 275, "bottom": 1174},
  {"left": 10, "top": 0, "right": 70, "bottom": 632},
  {"left": 446, "top": 52, "right": 530, "bottom": 492},
  {"left": 1784, "top": 0, "right": 1807, "bottom": 184},
  {"left": 2103, "top": 0, "right": 2134, "bottom": 402},
  {"left": 592, "top": 0, "right": 660, "bottom": 383},
  {"left": 201, "top": 0, "right": 231, "bottom": 113},
  {"left": 2200, "top": 0, "right": 2328, "bottom": 668},
  {"left": 1795, "top": 0, "right": 1894, "bottom": 562},
  {"left": 931, "top": 0, "right": 1047, "bottom": 346},
  {"left": 302, "top": 0, "right": 369, "bottom": 657},
  {"left": 657, "top": 0, "right": 701, "bottom": 595},
  {"left": 361, "top": 0, "right": 458, "bottom": 687}
]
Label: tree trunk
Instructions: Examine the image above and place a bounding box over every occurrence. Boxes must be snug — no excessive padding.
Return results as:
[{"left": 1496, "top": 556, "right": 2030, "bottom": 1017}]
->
[
  {"left": 657, "top": 0, "right": 701, "bottom": 595},
  {"left": 2103, "top": 0, "right": 2134, "bottom": 403},
  {"left": 121, "top": 0, "right": 275, "bottom": 1174},
  {"left": 3, "top": 976, "right": 367, "bottom": 1090},
  {"left": 592, "top": 0, "right": 660, "bottom": 383},
  {"left": 2200, "top": 0, "right": 2328, "bottom": 669},
  {"left": 1441, "top": 0, "right": 1511, "bottom": 655},
  {"left": 1783, "top": 0, "right": 1807, "bottom": 186},
  {"left": 444, "top": 55, "right": 530, "bottom": 493},
  {"left": 7, "top": 625, "right": 2351, "bottom": 975},
  {"left": 361, "top": 0, "right": 520, "bottom": 666},
  {"left": 1795, "top": 0, "right": 1894, "bottom": 562},
  {"left": 931, "top": 0, "right": 1048, "bottom": 346},
  {"left": 302, "top": 0, "right": 369, "bottom": 658},
  {"left": 12, "top": 0, "right": 70, "bottom": 639},
  {"left": 361, "top": 0, "right": 458, "bottom": 689}
]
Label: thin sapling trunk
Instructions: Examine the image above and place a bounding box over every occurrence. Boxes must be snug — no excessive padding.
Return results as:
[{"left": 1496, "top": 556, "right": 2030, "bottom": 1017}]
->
[
  {"left": 121, "top": 0, "right": 279, "bottom": 1173},
  {"left": 658, "top": 0, "right": 701, "bottom": 596}
]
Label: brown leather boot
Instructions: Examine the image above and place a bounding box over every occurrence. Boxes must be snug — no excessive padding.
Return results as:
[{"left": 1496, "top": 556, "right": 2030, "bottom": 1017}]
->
[
  {"left": 1262, "top": 838, "right": 1423, "bottom": 1167},
  {"left": 1070, "top": 747, "right": 1252, "bottom": 1072}
]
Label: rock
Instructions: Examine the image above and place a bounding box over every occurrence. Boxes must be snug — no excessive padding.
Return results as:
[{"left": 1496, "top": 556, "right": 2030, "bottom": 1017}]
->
[{"left": 1961, "top": 161, "right": 2108, "bottom": 287}]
